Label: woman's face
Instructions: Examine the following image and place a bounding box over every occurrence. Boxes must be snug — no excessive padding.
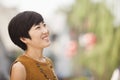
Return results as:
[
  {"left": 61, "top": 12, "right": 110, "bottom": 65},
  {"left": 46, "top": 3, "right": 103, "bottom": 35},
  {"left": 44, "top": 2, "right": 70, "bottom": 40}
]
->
[{"left": 26, "top": 22, "right": 51, "bottom": 50}]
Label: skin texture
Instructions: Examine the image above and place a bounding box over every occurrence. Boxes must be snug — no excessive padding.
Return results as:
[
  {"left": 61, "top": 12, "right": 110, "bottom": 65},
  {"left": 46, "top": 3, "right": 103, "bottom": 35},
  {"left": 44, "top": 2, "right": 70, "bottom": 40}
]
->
[
  {"left": 10, "top": 62, "right": 26, "bottom": 80},
  {"left": 10, "top": 22, "right": 51, "bottom": 80}
]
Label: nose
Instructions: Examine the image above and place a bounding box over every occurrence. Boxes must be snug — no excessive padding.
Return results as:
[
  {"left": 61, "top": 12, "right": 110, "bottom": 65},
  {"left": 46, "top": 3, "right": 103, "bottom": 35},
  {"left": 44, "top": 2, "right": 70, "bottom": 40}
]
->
[{"left": 42, "top": 27, "right": 49, "bottom": 34}]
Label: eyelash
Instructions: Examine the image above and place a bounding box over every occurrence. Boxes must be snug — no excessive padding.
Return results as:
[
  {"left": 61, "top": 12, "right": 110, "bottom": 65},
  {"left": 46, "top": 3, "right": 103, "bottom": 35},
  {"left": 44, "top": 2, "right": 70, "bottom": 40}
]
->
[
  {"left": 36, "top": 26, "right": 41, "bottom": 29},
  {"left": 43, "top": 23, "right": 46, "bottom": 27},
  {"left": 35, "top": 23, "right": 46, "bottom": 30}
]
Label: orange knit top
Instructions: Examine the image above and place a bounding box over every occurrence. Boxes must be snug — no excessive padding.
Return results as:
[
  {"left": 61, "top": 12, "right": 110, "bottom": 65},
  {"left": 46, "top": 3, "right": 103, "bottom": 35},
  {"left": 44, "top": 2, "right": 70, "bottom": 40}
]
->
[{"left": 11, "top": 55, "right": 58, "bottom": 80}]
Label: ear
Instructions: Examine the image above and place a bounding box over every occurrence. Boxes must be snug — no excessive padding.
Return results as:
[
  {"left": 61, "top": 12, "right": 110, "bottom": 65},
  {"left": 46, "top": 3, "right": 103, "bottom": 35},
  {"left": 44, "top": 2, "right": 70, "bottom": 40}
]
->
[{"left": 20, "top": 37, "right": 28, "bottom": 44}]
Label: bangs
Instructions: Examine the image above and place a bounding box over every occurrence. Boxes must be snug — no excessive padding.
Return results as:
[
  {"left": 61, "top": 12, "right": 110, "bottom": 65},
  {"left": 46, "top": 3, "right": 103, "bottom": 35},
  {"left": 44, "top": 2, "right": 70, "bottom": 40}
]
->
[{"left": 28, "top": 12, "right": 44, "bottom": 26}]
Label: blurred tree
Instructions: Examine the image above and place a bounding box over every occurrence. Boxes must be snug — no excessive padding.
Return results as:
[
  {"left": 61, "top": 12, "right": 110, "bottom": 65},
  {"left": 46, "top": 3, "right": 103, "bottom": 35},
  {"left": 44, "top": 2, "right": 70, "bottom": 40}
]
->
[{"left": 63, "top": 0, "right": 120, "bottom": 80}]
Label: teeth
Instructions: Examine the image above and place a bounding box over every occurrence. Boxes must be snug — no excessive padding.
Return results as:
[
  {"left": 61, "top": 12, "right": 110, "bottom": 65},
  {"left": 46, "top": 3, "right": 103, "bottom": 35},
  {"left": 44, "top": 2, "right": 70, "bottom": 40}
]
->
[
  {"left": 43, "top": 36, "right": 49, "bottom": 40},
  {"left": 44, "top": 37, "right": 48, "bottom": 40}
]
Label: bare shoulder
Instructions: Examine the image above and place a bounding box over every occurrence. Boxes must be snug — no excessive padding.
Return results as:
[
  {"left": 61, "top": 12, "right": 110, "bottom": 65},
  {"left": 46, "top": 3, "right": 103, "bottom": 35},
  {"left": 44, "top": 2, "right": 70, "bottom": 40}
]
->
[{"left": 10, "top": 62, "right": 26, "bottom": 80}]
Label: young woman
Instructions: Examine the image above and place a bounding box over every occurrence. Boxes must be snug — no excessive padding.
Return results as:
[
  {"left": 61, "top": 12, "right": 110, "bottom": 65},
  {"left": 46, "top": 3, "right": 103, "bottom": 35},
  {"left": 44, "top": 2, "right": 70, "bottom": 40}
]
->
[{"left": 8, "top": 11, "right": 58, "bottom": 80}]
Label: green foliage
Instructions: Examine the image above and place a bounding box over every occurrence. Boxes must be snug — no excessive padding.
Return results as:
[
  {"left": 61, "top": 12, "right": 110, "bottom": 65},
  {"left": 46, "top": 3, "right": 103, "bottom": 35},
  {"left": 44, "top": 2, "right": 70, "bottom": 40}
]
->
[{"left": 65, "top": 0, "right": 120, "bottom": 79}]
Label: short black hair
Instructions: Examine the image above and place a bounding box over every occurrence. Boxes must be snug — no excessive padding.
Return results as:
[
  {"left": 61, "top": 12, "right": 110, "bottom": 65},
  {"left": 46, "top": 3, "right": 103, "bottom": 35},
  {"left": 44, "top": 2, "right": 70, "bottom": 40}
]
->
[{"left": 8, "top": 11, "right": 44, "bottom": 50}]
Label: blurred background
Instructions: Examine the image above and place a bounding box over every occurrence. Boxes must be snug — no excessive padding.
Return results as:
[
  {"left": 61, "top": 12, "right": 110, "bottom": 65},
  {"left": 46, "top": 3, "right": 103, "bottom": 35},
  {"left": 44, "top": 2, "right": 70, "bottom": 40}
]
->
[{"left": 0, "top": 0, "right": 120, "bottom": 80}]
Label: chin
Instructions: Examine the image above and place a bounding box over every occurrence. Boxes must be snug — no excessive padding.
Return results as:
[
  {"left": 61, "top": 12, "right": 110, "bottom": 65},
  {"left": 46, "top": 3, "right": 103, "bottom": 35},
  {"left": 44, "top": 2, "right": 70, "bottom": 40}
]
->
[{"left": 44, "top": 42, "right": 51, "bottom": 48}]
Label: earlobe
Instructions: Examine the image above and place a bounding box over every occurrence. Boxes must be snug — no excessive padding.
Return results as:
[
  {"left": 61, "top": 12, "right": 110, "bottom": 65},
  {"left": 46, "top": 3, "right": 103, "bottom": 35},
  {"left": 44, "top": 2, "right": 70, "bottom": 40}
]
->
[{"left": 20, "top": 37, "right": 28, "bottom": 44}]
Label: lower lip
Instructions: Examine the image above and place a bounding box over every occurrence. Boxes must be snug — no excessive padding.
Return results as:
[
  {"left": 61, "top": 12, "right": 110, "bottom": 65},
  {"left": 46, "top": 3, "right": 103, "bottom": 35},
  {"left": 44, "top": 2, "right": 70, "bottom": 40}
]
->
[{"left": 43, "top": 38, "right": 50, "bottom": 42}]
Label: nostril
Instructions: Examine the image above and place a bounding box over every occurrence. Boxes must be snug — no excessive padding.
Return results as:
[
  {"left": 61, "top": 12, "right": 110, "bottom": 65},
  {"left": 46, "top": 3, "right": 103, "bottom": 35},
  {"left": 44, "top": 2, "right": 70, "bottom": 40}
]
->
[{"left": 43, "top": 29, "right": 49, "bottom": 34}]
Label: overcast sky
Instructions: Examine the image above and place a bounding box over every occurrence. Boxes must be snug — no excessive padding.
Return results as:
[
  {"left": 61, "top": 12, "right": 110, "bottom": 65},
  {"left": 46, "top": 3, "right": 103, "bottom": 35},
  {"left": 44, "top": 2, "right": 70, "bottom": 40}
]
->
[{"left": 0, "top": 0, "right": 74, "bottom": 18}]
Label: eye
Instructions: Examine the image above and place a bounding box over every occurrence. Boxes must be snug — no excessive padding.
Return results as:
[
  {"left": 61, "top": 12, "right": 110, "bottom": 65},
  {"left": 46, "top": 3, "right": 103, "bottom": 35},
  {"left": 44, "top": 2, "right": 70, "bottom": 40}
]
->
[
  {"left": 35, "top": 26, "right": 41, "bottom": 30},
  {"left": 43, "top": 23, "right": 46, "bottom": 27}
]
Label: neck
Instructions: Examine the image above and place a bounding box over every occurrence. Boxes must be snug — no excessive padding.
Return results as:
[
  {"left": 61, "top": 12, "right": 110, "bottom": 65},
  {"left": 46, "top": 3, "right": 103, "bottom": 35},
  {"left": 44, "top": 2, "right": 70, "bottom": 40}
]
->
[{"left": 24, "top": 48, "right": 44, "bottom": 60}]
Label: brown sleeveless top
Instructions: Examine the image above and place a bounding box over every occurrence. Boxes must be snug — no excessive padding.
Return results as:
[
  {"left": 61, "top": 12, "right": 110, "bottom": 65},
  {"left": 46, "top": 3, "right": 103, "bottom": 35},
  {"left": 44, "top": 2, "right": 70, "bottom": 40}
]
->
[{"left": 12, "top": 55, "right": 58, "bottom": 80}]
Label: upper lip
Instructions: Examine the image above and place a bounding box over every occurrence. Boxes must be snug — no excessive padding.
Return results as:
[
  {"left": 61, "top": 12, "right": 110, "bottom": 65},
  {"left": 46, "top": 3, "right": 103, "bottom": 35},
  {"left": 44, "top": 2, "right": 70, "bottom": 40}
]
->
[{"left": 41, "top": 34, "right": 49, "bottom": 39}]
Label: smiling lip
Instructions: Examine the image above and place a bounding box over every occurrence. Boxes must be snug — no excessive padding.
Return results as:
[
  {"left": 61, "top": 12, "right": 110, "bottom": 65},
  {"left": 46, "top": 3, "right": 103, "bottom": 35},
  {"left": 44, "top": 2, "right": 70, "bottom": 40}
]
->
[{"left": 42, "top": 35, "right": 49, "bottom": 41}]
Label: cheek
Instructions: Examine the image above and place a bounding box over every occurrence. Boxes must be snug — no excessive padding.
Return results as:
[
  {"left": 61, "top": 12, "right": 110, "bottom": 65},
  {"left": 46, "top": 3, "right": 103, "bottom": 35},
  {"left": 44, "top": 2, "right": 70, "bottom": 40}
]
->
[
  {"left": 30, "top": 32, "right": 41, "bottom": 39},
  {"left": 47, "top": 28, "right": 50, "bottom": 34}
]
